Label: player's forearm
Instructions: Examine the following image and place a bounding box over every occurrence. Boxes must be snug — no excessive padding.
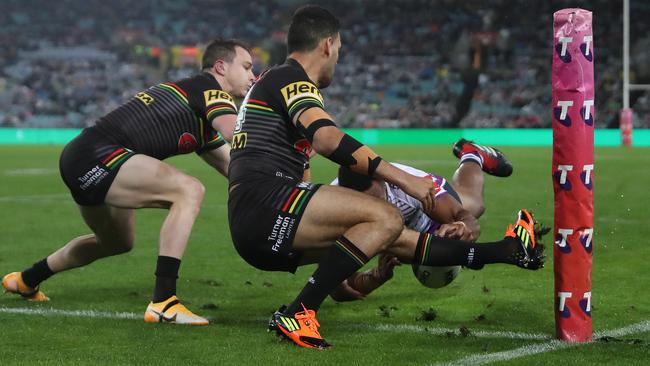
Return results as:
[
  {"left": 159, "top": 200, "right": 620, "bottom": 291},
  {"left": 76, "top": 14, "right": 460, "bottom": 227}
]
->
[{"left": 200, "top": 146, "right": 230, "bottom": 177}]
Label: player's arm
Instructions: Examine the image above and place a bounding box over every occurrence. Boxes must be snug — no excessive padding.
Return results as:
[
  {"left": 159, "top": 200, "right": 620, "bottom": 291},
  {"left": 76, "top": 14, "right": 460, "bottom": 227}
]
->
[
  {"left": 296, "top": 107, "right": 437, "bottom": 211},
  {"left": 210, "top": 114, "right": 237, "bottom": 143},
  {"left": 430, "top": 195, "right": 480, "bottom": 241},
  {"left": 199, "top": 143, "right": 230, "bottom": 178}
]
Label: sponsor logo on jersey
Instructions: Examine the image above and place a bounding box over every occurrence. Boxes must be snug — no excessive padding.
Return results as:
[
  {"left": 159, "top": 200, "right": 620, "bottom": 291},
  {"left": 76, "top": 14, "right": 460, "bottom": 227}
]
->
[
  {"left": 231, "top": 132, "right": 247, "bottom": 150},
  {"left": 204, "top": 89, "right": 236, "bottom": 108},
  {"left": 135, "top": 92, "right": 154, "bottom": 105},
  {"left": 280, "top": 81, "right": 323, "bottom": 106},
  {"left": 177, "top": 132, "right": 198, "bottom": 154}
]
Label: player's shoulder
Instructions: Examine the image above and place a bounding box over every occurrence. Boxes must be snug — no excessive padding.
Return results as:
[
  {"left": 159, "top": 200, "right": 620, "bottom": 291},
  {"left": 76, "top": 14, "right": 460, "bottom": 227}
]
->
[
  {"left": 176, "top": 72, "right": 235, "bottom": 107},
  {"left": 261, "top": 59, "right": 321, "bottom": 95}
]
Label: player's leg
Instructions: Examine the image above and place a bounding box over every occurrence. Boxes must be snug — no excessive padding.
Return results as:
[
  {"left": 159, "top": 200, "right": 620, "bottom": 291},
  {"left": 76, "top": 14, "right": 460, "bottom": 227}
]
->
[
  {"left": 451, "top": 138, "right": 514, "bottom": 218},
  {"left": 101, "top": 154, "right": 208, "bottom": 324},
  {"left": 2, "top": 205, "right": 134, "bottom": 302},
  {"left": 452, "top": 159, "right": 486, "bottom": 219},
  {"left": 386, "top": 209, "right": 545, "bottom": 270},
  {"left": 268, "top": 185, "right": 403, "bottom": 348}
]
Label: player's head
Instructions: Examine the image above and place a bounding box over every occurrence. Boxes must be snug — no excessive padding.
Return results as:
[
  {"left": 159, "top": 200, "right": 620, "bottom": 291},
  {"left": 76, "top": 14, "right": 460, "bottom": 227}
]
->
[
  {"left": 287, "top": 5, "right": 341, "bottom": 88},
  {"left": 337, "top": 166, "right": 385, "bottom": 199},
  {"left": 202, "top": 39, "right": 255, "bottom": 97}
]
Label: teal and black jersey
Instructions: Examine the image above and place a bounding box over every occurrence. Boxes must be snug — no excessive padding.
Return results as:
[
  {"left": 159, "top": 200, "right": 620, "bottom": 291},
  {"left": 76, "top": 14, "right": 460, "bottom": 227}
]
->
[
  {"left": 229, "top": 58, "right": 325, "bottom": 184},
  {"left": 93, "top": 72, "right": 236, "bottom": 160}
]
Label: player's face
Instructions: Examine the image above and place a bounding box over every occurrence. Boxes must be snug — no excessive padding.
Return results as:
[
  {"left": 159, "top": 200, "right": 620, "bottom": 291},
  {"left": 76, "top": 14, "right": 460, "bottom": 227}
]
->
[
  {"left": 225, "top": 46, "right": 255, "bottom": 98},
  {"left": 318, "top": 33, "right": 341, "bottom": 88}
]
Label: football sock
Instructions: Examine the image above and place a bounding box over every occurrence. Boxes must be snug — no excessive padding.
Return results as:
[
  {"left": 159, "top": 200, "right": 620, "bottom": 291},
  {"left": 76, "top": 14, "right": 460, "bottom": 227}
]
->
[
  {"left": 285, "top": 236, "right": 368, "bottom": 315},
  {"left": 460, "top": 152, "right": 483, "bottom": 168},
  {"left": 21, "top": 258, "right": 54, "bottom": 288},
  {"left": 153, "top": 256, "right": 181, "bottom": 302},
  {"left": 414, "top": 232, "right": 519, "bottom": 269}
]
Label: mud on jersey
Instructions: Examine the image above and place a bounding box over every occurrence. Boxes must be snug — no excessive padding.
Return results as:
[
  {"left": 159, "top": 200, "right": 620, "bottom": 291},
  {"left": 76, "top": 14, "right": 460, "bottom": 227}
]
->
[
  {"left": 229, "top": 58, "right": 325, "bottom": 184},
  {"left": 93, "top": 72, "right": 236, "bottom": 160}
]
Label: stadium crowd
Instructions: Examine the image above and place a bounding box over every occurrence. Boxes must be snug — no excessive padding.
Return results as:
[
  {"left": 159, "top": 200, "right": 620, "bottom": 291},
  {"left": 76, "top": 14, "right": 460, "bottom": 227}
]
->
[{"left": 1, "top": 0, "right": 649, "bottom": 129}]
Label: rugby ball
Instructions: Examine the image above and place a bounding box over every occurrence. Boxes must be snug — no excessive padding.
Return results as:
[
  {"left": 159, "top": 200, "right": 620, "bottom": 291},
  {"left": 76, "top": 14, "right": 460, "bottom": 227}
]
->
[{"left": 412, "top": 264, "right": 461, "bottom": 288}]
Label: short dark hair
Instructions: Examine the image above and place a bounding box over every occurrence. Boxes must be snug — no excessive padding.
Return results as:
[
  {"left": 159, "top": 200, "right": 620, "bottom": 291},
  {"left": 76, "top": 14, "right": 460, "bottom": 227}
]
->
[
  {"left": 202, "top": 39, "right": 249, "bottom": 70},
  {"left": 287, "top": 5, "right": 340, "bottom": 53},
  {"left": 338, "top": 166, "right": 373, "bottom": 192}
]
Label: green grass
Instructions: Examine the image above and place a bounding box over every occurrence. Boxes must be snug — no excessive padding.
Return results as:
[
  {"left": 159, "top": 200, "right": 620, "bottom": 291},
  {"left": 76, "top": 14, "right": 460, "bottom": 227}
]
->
[{"left": 0, "top": 145, "right": 648, "bottom": 365}]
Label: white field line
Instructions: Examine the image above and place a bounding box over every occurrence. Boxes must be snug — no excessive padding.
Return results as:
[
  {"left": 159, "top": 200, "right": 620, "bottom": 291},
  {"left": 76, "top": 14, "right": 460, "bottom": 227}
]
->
[
  {"left": 4, "top": 168, "right": 59, "bottom": 176},
  {"left": 0, "top": 306, "right": 139, "bottom": 320},
  {"left": 0, "top": 193, "right": 70, "bottom": 203},
  {"left": 0, "top": 306, "right": 548, "bottom": 340},
  {"left": 432, "top": 320, "right": 650, "bottom": 366}
]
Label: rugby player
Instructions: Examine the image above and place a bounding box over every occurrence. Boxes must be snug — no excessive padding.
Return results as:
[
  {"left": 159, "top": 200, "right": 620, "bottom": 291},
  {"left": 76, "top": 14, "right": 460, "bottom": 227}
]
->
[
  {"left": 2, "top": 39, "right": 255, "bottom": 325},
  {"left": 228, "top": 5, "right": 544, "bottom": 349},
  {"left": 330, "top": 139, "right": 519, "bottom": 300}
]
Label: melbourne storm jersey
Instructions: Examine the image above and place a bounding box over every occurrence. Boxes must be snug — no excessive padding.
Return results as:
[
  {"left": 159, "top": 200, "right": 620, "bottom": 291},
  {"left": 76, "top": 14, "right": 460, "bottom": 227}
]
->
[
  {"left": 229, "top": 58, "right": 325, "bottom": 183},
  {"left": 332, "top": 163, "right": 450, "bottom": 232},
  {"left": 93, "top": 72, "right": 236, "bottom": 160}
]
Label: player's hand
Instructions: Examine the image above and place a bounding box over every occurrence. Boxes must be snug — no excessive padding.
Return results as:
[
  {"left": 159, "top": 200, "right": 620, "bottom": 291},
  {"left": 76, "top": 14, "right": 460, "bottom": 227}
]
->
[
  {"left": 376, "top": 253, "right": 401, "bottom": 281},
  {"left": 402, "top": 175, "right": 437, "bottom": 214},
  {"left": 329, "top": 279, "right": 367, "bottom": 302},
  {"left": 436, "top": 220, "right": 479, "bottom": 242}
]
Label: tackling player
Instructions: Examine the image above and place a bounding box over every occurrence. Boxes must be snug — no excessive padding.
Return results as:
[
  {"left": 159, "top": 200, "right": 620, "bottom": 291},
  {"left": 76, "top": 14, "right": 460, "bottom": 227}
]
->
[
  {"left": 2, "top": 39, "right": 256, "bottom": 325},
  {"left": 228, "top": 5, "right": 544, "bottom": 349}
]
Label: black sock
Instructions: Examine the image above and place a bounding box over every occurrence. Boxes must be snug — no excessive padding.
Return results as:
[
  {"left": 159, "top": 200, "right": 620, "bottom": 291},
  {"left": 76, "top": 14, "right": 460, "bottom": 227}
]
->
[
  {"left": 153, "top": 256, "right": 181, "bottom": 302},
  {"left": 285, "top": 236, "right": 369, "bottom": 316},
  {"left": 414, "top": 232, "right": 519, "bottom": 268},
  {"left": 21, "top": 258, "right": 54, "bottom": 288}
]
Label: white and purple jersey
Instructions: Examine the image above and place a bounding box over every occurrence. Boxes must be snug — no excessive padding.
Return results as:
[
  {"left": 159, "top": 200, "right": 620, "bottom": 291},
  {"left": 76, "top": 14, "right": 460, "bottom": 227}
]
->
[{"left": 331, "top": 162, "right": 455, "bottom": 233}]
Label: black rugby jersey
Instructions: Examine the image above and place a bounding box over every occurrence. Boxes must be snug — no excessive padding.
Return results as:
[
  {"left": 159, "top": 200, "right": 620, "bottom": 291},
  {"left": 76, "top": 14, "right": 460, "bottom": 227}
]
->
[
  {"left": 229, "top": 58, "right": 325, "bottom": 183},
  {"left": 93, "top": 72, "right": 236, "bottom": 160}
]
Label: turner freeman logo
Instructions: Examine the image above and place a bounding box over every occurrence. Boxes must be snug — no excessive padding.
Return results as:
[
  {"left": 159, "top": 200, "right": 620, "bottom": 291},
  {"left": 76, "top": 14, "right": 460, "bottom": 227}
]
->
[
  {"left": 78, "top": 165, "right": 109, "bottom": 190},
  {"left": 268, "top": 214, "right": 296, "bottom": 253},
  {"left": 178, "top": 132, "right": 198, "bottom": 154},
  {"left": 281, "top": 81, "right": 324, "bottom": 107}
]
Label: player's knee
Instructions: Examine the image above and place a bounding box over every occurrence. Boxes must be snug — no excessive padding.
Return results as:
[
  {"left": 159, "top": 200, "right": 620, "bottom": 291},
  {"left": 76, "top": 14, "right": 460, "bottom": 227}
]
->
[
  {"left": 178, "top": 176, "right": 205, "bottom": 208},
  {"left": 376, "top": 205, "right": 403, "bottom": 244}
]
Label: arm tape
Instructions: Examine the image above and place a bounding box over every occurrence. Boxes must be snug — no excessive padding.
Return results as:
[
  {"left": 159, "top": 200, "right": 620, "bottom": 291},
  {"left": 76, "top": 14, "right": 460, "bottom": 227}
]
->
[
  {"left": 297, "top": 118, "right": 337, "bottom": 142},
  {"left": 328, "top": 134, "right": 363, "bottom": 167},
  {"left": 367, "top": 156, "right": 382, "bottom": 177}
]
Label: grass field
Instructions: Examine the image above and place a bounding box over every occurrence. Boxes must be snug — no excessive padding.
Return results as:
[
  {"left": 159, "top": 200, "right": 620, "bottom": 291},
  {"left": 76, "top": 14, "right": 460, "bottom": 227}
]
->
[{"left": 1, "top": 144, "right": 648, "bottom": 365}]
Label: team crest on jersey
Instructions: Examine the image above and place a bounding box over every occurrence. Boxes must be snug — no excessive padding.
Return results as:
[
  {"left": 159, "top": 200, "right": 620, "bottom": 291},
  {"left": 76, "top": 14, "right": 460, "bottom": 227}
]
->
[
  {"left": 293, "top": 138, "right": 313, "bottom": 157},
  {"left": 204, "top": 89, "right": 236, "bottom": 108},
  {"left": 281, "top": 81, "right": 323, "bottom": 106},
  {"left": 178, "top": 132, "right": 198, "bottom": 154}
]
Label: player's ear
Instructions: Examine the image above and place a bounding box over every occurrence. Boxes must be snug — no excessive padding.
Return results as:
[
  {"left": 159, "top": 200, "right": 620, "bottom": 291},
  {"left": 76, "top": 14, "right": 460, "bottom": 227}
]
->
[
  {"left": 322, "top": 37, "right": 333, "bottom": 57},
  {"left": 213, "top": 59, "right": 227, "bottom": 76}
]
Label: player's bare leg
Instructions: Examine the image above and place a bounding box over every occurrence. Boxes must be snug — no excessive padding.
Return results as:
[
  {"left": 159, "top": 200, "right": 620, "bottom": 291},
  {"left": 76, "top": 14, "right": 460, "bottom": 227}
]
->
[
  {"left": 46, "top": 206, "right": 135, "bottom": 272},
  {"left": 452, "top": 161, "right": 485, "bottom": 219}
]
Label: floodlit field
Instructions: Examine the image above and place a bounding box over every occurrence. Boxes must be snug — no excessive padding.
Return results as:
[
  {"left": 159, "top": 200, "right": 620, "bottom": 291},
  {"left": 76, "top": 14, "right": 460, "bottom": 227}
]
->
[{"left": 1, "top": 144, "right": 648, "bottom": 365}]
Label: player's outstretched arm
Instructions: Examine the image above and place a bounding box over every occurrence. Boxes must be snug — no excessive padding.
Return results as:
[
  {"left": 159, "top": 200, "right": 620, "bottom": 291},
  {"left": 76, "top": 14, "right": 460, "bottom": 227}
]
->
[
  {"left": 199, "top": 144, "right": 230, "bottom": 177},
  {"left": 297, "top": 107, "right": 437, "bottom": 211}
]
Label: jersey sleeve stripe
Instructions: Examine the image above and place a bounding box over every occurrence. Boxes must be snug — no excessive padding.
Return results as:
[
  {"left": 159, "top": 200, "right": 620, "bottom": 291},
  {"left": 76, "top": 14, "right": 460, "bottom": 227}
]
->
[{"left": 288, "top": 98, "right": 324, "bottom": 117}]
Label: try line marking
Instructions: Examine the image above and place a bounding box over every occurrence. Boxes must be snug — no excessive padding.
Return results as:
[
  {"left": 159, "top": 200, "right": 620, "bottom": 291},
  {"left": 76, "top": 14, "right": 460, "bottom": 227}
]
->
[
  {"left": 0, "top": 305, "right": 548, "bottom": 340},
  {"left": 431, "top": 320, "right": 650, "bottom": 366}
]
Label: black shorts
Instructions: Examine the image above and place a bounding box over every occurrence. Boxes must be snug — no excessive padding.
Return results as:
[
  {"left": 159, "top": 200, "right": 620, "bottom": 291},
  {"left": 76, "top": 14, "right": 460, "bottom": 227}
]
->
[
  {"left": 228, "top": 175, "right": 321, "bottom": 273},
  {"left": 59, "top": 128, "right": 136, "bottom": 206}
]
